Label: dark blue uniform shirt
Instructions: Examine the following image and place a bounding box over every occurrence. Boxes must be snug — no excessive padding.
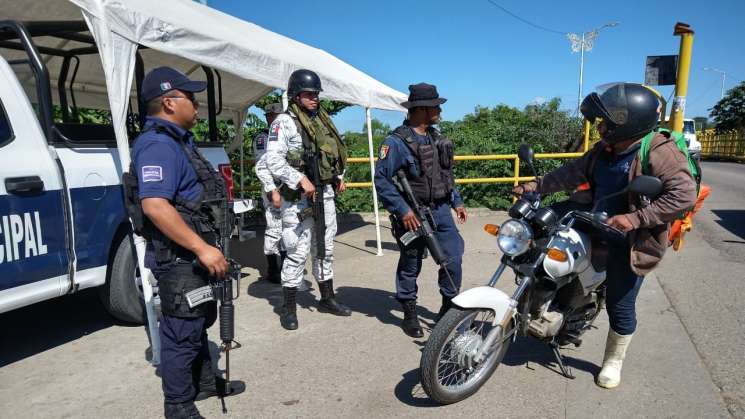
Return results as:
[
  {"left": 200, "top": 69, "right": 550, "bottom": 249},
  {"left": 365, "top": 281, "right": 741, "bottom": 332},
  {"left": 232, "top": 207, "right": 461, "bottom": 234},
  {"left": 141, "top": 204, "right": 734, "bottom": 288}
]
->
[
  {"left": 374, "top": 128, "right": 463, "bottom": 216},
  {"left": 593, "top": 143, "right": 640, "bottom": 217},
  {"left": 132, "top": 117, "right": 202, "bottom": 203}
]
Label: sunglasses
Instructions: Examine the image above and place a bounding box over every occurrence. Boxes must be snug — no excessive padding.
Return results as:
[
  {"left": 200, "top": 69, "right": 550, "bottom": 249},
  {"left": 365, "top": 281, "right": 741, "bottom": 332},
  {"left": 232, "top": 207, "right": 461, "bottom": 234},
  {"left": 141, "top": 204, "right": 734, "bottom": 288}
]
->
[{"left": 165, "top": 91, "right": 200, "bottom": 108}]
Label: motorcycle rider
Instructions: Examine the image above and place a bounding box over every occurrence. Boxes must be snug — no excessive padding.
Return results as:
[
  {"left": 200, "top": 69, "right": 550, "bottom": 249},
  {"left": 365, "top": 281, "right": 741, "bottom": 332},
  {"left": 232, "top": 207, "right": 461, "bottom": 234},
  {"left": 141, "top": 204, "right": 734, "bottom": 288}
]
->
[
  {"left": 254, "top": 102, "right": 284, "bottom": 283},
  {"left": 374, "top": 83, "right": 468, "bottom": 338},
  {"left": 260, "top": 69, "right": 352, "bottom": 330},
  {"left": 513, "top": 82, "right": 697, "bottom": 388}
]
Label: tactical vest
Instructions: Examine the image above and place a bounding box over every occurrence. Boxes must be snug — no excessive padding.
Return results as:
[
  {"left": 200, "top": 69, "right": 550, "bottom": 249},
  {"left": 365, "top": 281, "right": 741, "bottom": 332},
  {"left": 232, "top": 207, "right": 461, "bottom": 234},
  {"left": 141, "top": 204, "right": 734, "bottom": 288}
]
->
[
  {"left": 280, "top": 105, "right": 347, "bottom": 201},
  {"left": 122, "top": 124, "right": 230, "bottom": 317},
  {"left": 391, "top": 125, "right": 455, "bottom": 204}
]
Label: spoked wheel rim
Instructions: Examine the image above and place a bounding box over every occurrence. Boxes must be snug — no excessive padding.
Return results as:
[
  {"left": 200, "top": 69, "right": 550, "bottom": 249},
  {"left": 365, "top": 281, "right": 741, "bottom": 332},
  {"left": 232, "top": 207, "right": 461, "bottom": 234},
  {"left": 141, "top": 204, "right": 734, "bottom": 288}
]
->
[{"left": 435, "top": 309, "right": 514, "bottom": 394}]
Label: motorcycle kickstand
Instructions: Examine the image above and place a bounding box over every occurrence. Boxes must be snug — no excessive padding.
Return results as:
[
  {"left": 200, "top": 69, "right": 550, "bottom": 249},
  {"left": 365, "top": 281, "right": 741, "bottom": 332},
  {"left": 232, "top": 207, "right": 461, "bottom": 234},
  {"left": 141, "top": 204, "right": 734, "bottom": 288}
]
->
[{"left": 549, "top": 342, "right": 575, "bottom": 379}]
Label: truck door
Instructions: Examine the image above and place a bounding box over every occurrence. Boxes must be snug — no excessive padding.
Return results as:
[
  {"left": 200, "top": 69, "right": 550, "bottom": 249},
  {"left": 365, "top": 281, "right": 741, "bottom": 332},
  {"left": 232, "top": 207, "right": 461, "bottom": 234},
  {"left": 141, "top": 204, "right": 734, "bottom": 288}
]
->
[{"left": 0, "top": 56, "right": 70, "bottom": 313}]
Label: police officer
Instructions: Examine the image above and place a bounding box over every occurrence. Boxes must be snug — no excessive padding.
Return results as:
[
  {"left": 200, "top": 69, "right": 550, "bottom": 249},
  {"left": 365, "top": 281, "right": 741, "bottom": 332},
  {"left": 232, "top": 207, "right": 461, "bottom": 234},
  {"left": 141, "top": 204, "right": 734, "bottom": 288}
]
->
[
  {"left": 374, "top": 83, "right": 468, "bottom": 338},
  {"left": 254, "top": 102, "right": 284, "bottom": 283},
  {"left": 131, "top": 67, "right": 242, "bottom": 418},
  {"left": 261, "top": 69, "right": 351, "bottom": 330}
]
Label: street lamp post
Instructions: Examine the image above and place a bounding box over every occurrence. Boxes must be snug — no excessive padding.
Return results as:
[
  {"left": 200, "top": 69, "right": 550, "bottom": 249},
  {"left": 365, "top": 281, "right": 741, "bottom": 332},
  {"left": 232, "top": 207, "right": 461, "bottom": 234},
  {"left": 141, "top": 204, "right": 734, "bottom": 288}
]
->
[
  {"left": 567, "top": 22, "right": 619, "bottom": 114},
  {"left": 703, "top": 67, "right": 727, "bottom": 99}
]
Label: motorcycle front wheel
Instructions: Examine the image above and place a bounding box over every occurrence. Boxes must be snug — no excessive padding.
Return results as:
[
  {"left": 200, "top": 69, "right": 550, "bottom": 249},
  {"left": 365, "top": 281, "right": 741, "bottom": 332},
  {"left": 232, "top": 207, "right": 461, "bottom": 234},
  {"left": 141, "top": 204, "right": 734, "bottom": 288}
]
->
[{"left": 420, "top": 307, "right": 515, "bottom": 404}]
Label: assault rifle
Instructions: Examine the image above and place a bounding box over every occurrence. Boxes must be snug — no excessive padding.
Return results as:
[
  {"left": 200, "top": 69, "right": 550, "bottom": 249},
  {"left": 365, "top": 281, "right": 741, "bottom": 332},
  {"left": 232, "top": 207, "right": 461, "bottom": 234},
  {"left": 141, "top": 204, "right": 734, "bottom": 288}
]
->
[
  {"left": 392, "top": 170, "right": 457, "bottom": 291},
  {"left": 186, "top": 258, "right": 242, "bottom": 414},
  {"left": 304, "top": 144, "right": 326, "bottom": 259}
]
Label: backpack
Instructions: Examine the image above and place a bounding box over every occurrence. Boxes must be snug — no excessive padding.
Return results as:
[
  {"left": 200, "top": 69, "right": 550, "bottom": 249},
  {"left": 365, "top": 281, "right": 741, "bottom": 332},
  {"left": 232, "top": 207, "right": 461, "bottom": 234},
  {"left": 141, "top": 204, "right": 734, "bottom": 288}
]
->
[
  {"left": 639, "top": 128, "right": 708, "bottom": 250},
  {"left": 639, "top": 128, "right": 702, "bottom": 196}
]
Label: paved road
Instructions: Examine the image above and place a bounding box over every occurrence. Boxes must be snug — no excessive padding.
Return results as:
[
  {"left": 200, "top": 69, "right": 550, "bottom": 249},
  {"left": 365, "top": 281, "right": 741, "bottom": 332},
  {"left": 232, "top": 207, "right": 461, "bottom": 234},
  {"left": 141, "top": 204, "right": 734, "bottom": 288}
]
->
[
  {"left": 656, "top": 161, "right": 745, "bottom": 418},
  {"left": 0, "top": 209, "right": 732, "bottom": 418}
]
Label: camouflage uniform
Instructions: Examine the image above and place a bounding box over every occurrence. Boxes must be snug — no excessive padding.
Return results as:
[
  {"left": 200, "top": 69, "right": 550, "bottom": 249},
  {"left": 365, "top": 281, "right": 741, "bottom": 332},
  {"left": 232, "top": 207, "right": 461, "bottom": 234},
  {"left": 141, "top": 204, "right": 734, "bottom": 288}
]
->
[{"left": 262, "top": 111, "right": 337, "bottom": 288}]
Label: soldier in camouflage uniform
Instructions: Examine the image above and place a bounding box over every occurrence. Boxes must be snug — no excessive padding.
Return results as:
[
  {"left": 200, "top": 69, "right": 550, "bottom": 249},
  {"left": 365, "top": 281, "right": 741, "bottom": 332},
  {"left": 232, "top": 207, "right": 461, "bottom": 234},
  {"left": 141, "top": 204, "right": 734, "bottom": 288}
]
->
[
  {"left": 260, "top": 69, "right": 351, "bottom": 330},
  {"left": 253, "top": 103, "right": 284, "bottom": 283}
]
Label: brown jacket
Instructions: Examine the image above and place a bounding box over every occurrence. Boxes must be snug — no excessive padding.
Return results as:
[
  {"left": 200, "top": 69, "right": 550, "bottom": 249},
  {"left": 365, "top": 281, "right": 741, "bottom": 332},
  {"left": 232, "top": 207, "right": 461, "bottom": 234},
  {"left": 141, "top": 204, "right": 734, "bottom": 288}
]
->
[{"left": 537, "top": 133, "right": 697, "bottom": 276}]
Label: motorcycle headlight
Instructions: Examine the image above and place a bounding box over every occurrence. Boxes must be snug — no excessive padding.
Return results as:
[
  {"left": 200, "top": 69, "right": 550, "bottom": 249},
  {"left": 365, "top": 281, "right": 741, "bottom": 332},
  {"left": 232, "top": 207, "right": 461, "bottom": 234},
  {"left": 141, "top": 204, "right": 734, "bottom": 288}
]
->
[{"left": 497, "top": 219, "right": 533, "bottom": 256}]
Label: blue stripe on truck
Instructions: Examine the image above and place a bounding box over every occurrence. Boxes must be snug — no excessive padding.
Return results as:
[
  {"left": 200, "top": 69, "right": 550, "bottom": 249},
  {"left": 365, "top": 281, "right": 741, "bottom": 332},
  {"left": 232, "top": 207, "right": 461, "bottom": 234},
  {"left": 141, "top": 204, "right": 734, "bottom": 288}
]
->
[{"left": 0, "top": 190, "right": 69, "bottom": 291}]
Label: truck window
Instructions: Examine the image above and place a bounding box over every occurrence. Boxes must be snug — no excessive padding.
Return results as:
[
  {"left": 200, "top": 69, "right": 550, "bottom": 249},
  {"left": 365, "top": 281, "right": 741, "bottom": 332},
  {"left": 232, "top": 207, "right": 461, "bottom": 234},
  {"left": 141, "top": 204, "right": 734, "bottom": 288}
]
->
[
  {"left": 683, "top": 120, "right": 695, "bottom": 134},
  {"left": 0, "top": 100, "right": 13, "bottom": 147}
]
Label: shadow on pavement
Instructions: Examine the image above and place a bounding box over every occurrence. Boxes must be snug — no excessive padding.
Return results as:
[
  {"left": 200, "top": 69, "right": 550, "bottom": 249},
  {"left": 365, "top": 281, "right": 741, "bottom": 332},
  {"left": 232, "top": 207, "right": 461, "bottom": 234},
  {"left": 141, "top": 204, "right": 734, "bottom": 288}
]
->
[
  {"left": 502, "top": 337, "right": 600, "bottom": 378},
  {"left": 334, "top": 286, "right": 439, "bottom": 328},
  {"left": 711, "top": 209, "right": 745, "bottom": 241},
  {"left": 393, "top": 337, "right": 601, "bottom": 407},
  {"left": 336, "top": 213, "right": 372, "bottom": 235},
  {"left": 0, "top": 288, "right": 125, "bottom": 367},
  {"left": 394, "top": 368, "right": 440, "bottom": 408},
  {"left": 364, "top": 239, "right": 399, "bottom": 252}
]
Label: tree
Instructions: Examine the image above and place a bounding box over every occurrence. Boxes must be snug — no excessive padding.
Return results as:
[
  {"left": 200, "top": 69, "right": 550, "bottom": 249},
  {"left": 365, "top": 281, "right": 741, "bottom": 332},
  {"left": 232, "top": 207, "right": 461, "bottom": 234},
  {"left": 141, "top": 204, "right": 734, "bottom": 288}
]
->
[
  {"left": 335, "top": 98, "right": 582, "bottom": 212},
  {"left": 709, "top": 81, "right": 745, "bottom": 132}
]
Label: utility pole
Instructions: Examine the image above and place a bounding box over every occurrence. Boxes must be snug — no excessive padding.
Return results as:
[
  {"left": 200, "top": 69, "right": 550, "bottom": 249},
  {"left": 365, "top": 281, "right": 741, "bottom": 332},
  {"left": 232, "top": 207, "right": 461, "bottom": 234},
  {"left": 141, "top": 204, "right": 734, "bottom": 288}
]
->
[
  {"left": 704, "top": 67, "right": 727, "bottom": 99},
  {"left": 567, "top": 22, "right": 619, "bottom": 114}
]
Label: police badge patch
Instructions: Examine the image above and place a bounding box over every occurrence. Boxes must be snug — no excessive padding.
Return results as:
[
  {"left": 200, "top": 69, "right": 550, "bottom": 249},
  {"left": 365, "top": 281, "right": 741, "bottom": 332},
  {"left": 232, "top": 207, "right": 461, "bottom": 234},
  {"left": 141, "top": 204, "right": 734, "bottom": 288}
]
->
[
  {"left": 379, "top": 144, "right": 389, "bottom": 159},
  {"left": 142, "top": 166, "right": 163, "bottom": 182}
]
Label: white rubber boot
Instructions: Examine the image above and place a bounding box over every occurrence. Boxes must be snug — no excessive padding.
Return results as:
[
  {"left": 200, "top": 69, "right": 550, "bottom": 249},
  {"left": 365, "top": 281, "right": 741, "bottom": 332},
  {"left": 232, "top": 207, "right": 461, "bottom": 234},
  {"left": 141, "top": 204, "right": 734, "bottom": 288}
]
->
[{"left": 596, "top": 329, "right": 633, "bottom": 389}]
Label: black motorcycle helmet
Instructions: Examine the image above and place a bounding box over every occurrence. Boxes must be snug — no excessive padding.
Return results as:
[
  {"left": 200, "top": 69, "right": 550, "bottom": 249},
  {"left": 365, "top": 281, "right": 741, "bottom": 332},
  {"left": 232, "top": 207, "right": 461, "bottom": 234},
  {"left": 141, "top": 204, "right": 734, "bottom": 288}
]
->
[
  {"left": 580, "top": 82, "right": 660, "bottom": 144},
  {"left": 287, "top": 69, "right": 323, "bottom": 99}
]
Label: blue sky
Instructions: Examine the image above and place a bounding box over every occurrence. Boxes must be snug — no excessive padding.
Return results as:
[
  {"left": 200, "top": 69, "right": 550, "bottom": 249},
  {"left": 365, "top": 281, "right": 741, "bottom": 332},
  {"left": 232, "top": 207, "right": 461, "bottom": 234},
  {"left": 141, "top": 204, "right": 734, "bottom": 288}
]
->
[{"left": 209, "top": 0, "right": 745, "bottom": 133}]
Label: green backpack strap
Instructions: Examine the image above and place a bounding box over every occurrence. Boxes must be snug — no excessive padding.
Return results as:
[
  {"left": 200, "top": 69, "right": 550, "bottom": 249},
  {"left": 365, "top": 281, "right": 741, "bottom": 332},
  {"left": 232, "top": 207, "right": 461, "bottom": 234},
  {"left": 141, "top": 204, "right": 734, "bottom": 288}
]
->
[
  {"left": 639, "top": 128, "right": 702, "bottom": 196},
  {"left": 639, "top": 130, "right": 656, "bottom": 175}
]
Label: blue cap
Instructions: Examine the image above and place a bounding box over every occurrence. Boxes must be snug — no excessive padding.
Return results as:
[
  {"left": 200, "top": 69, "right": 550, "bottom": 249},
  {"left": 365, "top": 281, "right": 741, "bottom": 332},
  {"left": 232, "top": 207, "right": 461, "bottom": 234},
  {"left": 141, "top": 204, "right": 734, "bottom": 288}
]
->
[{"left": 141, "top": 66, "right": 207, "bottom": 102}]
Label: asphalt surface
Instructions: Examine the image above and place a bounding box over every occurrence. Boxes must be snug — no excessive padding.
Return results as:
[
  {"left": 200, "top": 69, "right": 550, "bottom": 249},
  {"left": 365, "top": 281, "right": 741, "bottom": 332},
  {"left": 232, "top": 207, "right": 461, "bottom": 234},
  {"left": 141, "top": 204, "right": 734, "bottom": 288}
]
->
[
  {"left": 656, "top": 161, "right": 745, "bottom": 418},
  {"left": 0, "top": 176, "right": 741, "bottom": 418}
]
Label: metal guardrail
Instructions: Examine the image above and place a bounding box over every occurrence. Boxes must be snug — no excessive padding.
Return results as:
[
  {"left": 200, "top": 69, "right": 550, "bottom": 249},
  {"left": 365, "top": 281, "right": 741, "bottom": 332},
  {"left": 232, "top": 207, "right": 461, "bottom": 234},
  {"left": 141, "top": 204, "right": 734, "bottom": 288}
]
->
[
  {"left": 344, "top": 152, "right": 584, "bottom": 188},
  {"left": 699, "top": 129, "right": 745, "bottom": 161},
  {"left": 346, "top": 120, "right": 591, "bottom": 189},
  {"left": 235, "top": 120, "right": 592, "bottom": 192}
]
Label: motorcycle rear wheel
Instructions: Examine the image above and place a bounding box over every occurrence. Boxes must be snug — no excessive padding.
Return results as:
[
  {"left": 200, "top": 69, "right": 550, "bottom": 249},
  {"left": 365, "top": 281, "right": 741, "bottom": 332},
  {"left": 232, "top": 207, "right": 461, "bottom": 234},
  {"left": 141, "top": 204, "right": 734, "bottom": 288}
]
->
[{"left": 420, "top": 307, "right": 514, "bottom": 404}]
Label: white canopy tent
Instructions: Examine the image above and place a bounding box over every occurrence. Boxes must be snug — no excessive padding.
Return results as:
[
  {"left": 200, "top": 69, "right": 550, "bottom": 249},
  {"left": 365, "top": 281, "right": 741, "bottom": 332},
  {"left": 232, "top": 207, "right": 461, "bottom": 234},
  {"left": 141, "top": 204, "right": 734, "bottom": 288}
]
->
[{"left": 3, "top": 0, "right": 406, "bottom": 363}]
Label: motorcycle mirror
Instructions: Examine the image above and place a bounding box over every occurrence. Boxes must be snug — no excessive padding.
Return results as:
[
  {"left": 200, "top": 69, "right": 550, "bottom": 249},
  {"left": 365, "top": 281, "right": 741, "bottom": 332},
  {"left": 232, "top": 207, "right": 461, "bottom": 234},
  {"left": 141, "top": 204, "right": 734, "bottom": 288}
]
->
[
  {"left": 518, "top": 143, "right": 537, "bottom": 176},
  {"left": 518, "top": 143, "right": 535, "bottom": 165},
  {"left": 628, "top": 175, "right": 663, "bottom": 199}
]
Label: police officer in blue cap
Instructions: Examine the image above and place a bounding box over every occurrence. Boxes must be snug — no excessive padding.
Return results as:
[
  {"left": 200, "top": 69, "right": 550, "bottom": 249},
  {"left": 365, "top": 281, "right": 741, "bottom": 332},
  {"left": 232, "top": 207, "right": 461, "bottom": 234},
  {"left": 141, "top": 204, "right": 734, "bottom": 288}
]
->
[
  {"left": 130, "top": 67, "right": 243, "bottom": 418},
  {"left": 374, "top": 83, "right": 468, "bottom": 338}
]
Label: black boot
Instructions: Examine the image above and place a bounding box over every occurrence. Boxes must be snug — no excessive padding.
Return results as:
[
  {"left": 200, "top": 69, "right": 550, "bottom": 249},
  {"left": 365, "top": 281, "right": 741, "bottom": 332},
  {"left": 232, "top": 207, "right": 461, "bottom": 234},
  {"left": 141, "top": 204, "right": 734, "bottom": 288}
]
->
[
  {"left": 436, "top": 295, "right": 454, "bottom": 322},
  {"left": 318, "top": 279, "right": 351, "bottom": 316},
  {"left": 280, "top": 286, "right": 298, "bottom": 330},
  {"left": 265, "top": 254, "right": 281, "bottom": 284},
  {"left": 164, "top": 401, "right": 204, "bottom": 419},
  {"left": 401, "top": 300, "right": 423, "bottom": 338},
  {"left": 194, "top": 375, "right": 247, "bottom": 401}
]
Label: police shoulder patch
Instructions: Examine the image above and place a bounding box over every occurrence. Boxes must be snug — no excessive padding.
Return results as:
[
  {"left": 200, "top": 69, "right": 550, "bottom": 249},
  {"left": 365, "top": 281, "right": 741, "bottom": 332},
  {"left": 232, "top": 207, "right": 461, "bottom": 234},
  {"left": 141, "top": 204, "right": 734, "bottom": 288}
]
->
[
  {"left": 268, "top": 122, "right": 281, "bottom": 141},
  {"left": 379, "top": 144, "right": 390, "bottom": 160},
  {"left": 142, "top": 165, "right": 163, "bottom": 182}
]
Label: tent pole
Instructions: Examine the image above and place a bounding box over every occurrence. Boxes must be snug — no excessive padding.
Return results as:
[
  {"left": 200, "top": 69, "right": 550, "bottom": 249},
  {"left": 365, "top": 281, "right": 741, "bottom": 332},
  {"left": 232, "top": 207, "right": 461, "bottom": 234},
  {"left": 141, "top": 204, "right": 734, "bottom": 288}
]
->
[{"left": 366, "top": 107, "right": 383, "bottom": 256}]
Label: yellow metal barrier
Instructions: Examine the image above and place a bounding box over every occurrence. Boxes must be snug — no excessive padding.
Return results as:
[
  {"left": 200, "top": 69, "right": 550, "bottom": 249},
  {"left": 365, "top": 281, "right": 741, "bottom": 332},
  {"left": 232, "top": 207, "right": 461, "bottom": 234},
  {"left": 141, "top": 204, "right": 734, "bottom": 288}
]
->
[
  {"left": 699, "top": 129, "right": 745, "bottom": 161},
  {"left": 345, "top": 151, "right": 585, "bottom": 189},
  {"left": 238, "top": 122, "right": 593, "bottom": 191}
]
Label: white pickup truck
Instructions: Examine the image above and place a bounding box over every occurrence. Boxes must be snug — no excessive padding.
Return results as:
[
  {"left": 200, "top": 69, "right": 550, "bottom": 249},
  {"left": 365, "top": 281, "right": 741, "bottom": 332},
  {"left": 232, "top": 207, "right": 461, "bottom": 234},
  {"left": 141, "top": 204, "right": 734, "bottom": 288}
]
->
[{"left": 0, "top": 20, "right": 234, "bottom": 323}]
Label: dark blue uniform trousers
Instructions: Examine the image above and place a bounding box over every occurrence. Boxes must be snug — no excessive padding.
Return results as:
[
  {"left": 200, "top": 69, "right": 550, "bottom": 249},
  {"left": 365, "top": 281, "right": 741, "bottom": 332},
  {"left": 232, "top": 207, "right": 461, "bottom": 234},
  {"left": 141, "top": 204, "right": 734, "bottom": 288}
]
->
[
  {"left": 605, "top": 245, "right": 644, "bottom": 335},
  {"left": 160, "top": 305, "right": 216, "bottom": 403},
  {"left": 395, "top": 203, "right": 464, "bottom": 301}
]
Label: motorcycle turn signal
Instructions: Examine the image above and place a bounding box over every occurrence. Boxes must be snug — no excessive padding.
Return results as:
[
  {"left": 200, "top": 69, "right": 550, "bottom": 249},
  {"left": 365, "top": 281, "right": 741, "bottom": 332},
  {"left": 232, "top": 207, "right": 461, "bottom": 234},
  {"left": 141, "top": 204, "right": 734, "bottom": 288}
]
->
[{"left": 484, "top": 224, "right": 500, "bottom": 236}]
